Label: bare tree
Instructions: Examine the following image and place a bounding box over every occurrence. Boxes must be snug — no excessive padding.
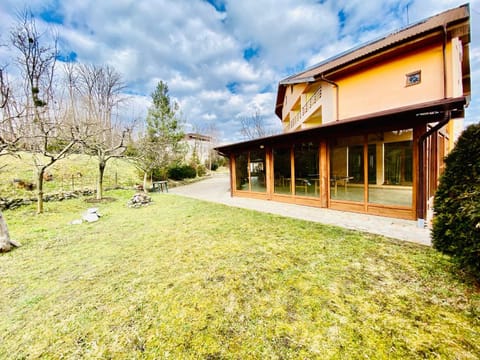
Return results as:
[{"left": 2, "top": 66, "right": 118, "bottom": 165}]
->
[
  {"left": 67, "top": 63, "right": 129, "bottom": 200},
  {"left": 239, "top": 111, "right": 277, "bottom": 140},
  {"left": 0, "top": 94, "right": 17, "bottom": 251},
  {"left": 127, "top": 134, "right": 163, "bottom": 191},
  {"left": 0, "top": 66, "right": 16, "bottom": 156},
  {"left": 11, "top": 10, "right": 79, "bottom": 213},
  {"left": 0, "top": 55, "right": 21, "bottom": 252}
]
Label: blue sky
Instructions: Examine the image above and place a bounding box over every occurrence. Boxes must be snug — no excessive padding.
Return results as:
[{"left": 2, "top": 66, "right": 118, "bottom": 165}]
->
[{"left": 0, "top": 0, "right": 478, "bottom": 143}]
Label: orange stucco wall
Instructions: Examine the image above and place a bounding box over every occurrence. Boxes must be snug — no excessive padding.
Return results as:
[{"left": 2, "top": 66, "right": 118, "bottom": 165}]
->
[
  {"left": 281, "top": 37, "right": 466, "bottom": 142},
  {"left": 336, "top": 43, "right": 445, "bottom": 120},
  {"left": 282, "top": 83, "right": 308, "bottom": 119}
]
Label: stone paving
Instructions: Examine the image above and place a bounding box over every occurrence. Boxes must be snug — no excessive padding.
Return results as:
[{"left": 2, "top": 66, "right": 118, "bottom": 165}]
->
[{"left": 168, "top": 172, "right": 431, "bottom": 246}]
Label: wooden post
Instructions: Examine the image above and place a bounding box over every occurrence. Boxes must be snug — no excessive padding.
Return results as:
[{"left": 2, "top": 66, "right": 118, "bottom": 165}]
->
[{"left": 320, "top": 140, "right": 328, "bottom": 208}]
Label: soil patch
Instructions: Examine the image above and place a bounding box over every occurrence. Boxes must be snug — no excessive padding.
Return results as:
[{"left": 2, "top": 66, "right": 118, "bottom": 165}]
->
[{"left": 84, "top": 197, "right": 117, "bottom": 204}]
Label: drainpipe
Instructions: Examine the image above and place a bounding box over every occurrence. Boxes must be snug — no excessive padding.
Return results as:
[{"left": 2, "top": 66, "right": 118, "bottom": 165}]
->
[
  {"left": 416, "top": 25, "right": 449, "bottom": 228},
  {"left": 417, "top": 110, "right": 451, "bottom": 227},
  {"left": 320, "top": 75, "right": 339, "bottom": 121},
  {"left": 442, "top": 24, "right": 448, "bottom": 99}
]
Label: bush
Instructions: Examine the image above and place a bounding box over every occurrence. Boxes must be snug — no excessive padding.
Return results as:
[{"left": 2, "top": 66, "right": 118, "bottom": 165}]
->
[
  {"left": 167, "top": 164, "right": 196, "bottom": 180},
  {"left": 135, "top": 167, "right": 167, "bottom": 182},
  {"left": 196, "top": 164, "right": 207, "bottom": 177},
  {"left": 151, "top": 167, "right": 168, "bottom": 181},
  {"left": 432, "top": 123, "right": 480, "bottom": 278}
]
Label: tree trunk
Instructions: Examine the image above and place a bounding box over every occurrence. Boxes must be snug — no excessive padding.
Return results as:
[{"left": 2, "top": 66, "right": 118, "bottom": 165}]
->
[
  {"left": 0, "top": 210, "right": 12, "bottom": 252},
  {"left": 97, "top": 161, "right": 106, "bottom": 200},
  {"left": 37, "top": 167, "right": 45, "bottom": 214},
  {"left": 143, "top": 171, "right": 148, "bottom": 193}
]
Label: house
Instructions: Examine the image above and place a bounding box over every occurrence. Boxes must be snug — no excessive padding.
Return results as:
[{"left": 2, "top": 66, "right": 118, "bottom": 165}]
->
[
  {"left": 215, "top": 4, "right": 471, "bottom": 224},
  {"left": 183, "top": 132, "right": 213, "bottom": 166}
]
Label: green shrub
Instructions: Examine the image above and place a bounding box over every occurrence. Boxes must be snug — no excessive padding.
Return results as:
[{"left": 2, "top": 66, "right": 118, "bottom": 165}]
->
[
  {"left": 151, "top": 167, "right": 168, "bottom": 181},
  {"left": 432, "top": 123, "right": 480, "bottom": 278},
  {"left": 196, "top": 164, "right": 207, "bottom": 177},
  {"left": 167, "top": 164, "right": 196, "bottom": 180},
  {"left": 135, "top": 167, "right": 167, "bottom": 182},
  {"left": 213, "top": 155, "right": 227, "bottom": 168}
]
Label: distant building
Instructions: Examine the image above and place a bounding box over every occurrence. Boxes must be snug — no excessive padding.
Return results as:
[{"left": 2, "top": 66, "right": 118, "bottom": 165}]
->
[
  {"left": 216, "top": 4, "right": 471, "bottom": 224},
  {"left": 184, "top": 133, "right": 213, "bottom": 166}
]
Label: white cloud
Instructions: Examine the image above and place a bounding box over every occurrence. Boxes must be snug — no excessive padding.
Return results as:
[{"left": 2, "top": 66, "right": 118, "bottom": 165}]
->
[{"left": 0, "top": 0, "right": 478, "bottom": 143}]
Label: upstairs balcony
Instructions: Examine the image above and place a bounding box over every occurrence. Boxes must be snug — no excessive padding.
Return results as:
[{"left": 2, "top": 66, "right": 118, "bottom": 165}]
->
[{"left": 285, "top": 86, "right": 323, "bottom": 132}]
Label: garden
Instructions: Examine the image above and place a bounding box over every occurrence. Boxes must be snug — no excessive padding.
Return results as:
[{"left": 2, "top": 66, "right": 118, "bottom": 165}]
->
[{"left": 1, "top": 188, "right": 479, "bottom": 358}]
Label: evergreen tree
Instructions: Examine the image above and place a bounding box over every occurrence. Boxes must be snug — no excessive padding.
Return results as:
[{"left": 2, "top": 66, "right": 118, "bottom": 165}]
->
[
  {"left": 147, "top": 81, "right": 185, "bottom": 171},
  {"left": 432, "top": 123, "right": 480, "bottom": 278},
  {"left": 130, "top": 81, "right": 185, "bottom": 188}
]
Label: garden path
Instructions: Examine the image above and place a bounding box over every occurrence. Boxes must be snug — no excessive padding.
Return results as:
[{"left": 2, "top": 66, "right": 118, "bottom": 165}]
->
[{"left": 169, "top": 172, "right": 431, "bottom": 246}]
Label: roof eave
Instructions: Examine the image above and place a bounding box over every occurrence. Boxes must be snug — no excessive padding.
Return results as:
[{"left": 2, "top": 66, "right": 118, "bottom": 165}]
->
[{"left": 219, "top": 97, "right": 466, "bottom": 155}]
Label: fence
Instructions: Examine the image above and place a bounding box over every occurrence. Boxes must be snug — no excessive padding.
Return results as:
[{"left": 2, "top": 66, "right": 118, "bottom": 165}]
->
[{"left": 2, "top": 171, "right": 140, "bottom": 197}]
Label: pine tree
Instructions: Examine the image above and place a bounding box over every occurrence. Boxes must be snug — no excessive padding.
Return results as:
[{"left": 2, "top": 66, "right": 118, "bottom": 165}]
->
[
  {"left": 432, "top": 123, "right": 480, "bottom": 278},
  {"left": 130, "top": 81, "right": 185, "bottom": 188}
]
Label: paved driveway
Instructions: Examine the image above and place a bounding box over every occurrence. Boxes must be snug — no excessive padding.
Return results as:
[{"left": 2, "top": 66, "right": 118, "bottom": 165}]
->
[{"left": 169, "top": 172, "right": 431, "bottom": 246}]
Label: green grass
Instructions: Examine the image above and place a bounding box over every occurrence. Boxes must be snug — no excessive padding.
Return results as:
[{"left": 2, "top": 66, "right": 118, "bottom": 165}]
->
[
  {"left": 1, "top": 190, "right": 479, "bottom": 359},
  {"left": 0, "top": 152, "right": 140, "bottom": 197}
]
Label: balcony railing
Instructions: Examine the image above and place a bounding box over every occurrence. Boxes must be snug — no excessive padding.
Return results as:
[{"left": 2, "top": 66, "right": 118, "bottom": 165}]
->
[{"left": 288, "top": 86, "right": 322, "bottom": 130}]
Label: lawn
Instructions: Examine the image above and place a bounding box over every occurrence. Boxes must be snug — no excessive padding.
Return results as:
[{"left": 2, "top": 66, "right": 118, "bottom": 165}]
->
[
  {"left": 1, "top": 190, "right": 479, "bottom": 359},
  {"left": 0, "top": 152, "right": 140, "bottom": 198}
]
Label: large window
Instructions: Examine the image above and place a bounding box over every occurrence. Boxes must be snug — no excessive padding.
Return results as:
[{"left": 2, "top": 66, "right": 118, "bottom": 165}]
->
[
  {"left": 330, "top": 131, "right": 413, "bottom": 207},
  {"left": 235, "top": 152, "right": 248, "bottom": 191},
  {"left": 234, "top": 150, "right": 266, "bottom": 192},
  {"left": 384, "top": 141, "right": 412, "bottom": 185},
  {"left": 294, "top": 142, "right": 319, "bottom": 197},
  {"left": 249, "top": 150, "right": 266, "bottom": 192},
  {"left": 368, "top": 130, "right": 413, "bottom": 206},
  {"left": 273, "top": 147, "right": 292, "bottom": 195},
  {"left": 330, "top": 136, "right": 365, "bottom": 202}
]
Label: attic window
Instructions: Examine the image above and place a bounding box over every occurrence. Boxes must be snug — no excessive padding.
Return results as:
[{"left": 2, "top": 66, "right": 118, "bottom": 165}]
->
[{"left": 406, "top": 71, "right": 421, "bottom": 86}]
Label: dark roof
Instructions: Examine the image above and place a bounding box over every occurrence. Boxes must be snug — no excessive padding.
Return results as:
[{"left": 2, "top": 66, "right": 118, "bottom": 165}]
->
[
  {"left": 275, "top": 4, "right": 470, "bottom": 118},
  {"left": 185, "top": 133, "right": 212, "bottom": 142},
  {"left": 216, "top": 97, "right": 466, "bottom": 155}
]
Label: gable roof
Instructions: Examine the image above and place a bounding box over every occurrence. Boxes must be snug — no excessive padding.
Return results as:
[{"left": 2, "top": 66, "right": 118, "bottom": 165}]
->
[{"left": 275, "top": 4, "right": 470, "bottom": 118}]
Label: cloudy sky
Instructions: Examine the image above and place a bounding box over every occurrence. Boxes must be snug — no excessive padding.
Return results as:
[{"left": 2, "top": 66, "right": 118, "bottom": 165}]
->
[{"left": 0, "top": 0, "right": 478, "bottom": 144}]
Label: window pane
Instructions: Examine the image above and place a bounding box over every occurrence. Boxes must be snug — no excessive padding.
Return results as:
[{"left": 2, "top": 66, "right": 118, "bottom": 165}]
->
[
  {"left": 368, "top": 130, "right": 413, "bottom": 207},
  {"left": 235, "top": 152, "right": 248, "bottom": 191},
  {"left": 330, "top": 136, "right": 364, "bottom": 202},
  {"left": 385, "top": 141, "right": 412, "bottom": 185},
  {"left": 249, "top": 150, "right": 266, "bottom": 193},
  {"left": 294, "top": 142, "right": 319, "bottom": 197},
  {"left": 273, "top": 147, "right": 292, "bottom": 195}
]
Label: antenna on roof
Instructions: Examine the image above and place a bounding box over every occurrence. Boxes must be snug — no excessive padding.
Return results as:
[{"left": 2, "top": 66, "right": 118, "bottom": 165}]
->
[{"left": 406, "top": 4, "right": 410, "bottom": 25}]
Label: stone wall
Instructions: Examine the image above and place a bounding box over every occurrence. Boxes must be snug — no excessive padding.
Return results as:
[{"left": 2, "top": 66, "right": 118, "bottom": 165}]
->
[{"left": 0, "top": 189, "right": 96, "bottom": 211}]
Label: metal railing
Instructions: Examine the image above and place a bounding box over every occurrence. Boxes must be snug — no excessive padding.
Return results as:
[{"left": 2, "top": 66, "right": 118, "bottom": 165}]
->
[{"left": 288, "top": 86, "right": 322, "bottom": 130}]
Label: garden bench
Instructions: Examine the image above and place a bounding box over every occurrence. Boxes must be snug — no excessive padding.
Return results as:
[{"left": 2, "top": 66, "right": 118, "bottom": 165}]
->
[{"left": 152, "top": 180, "right": 168, "bottom": 193}]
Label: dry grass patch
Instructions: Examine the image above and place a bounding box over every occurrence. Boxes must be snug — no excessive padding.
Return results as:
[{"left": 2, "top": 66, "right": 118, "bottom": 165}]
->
[{"left": 1, "top": 190, "right": 479, "bottom": 359}]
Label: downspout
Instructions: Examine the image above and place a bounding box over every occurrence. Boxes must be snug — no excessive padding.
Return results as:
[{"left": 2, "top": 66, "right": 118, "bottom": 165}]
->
[
  {"left": 442, "top": 24, "right": 448, "bottom": 99},
  {"left": 320, "top": 75, "right": 339, "bottom": 121},
  {"left": 417, "top": 110, "right": 451, "bottom": 227},
  {"left": 415, "top": 24, "right": 449, "bottom": 226}
]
